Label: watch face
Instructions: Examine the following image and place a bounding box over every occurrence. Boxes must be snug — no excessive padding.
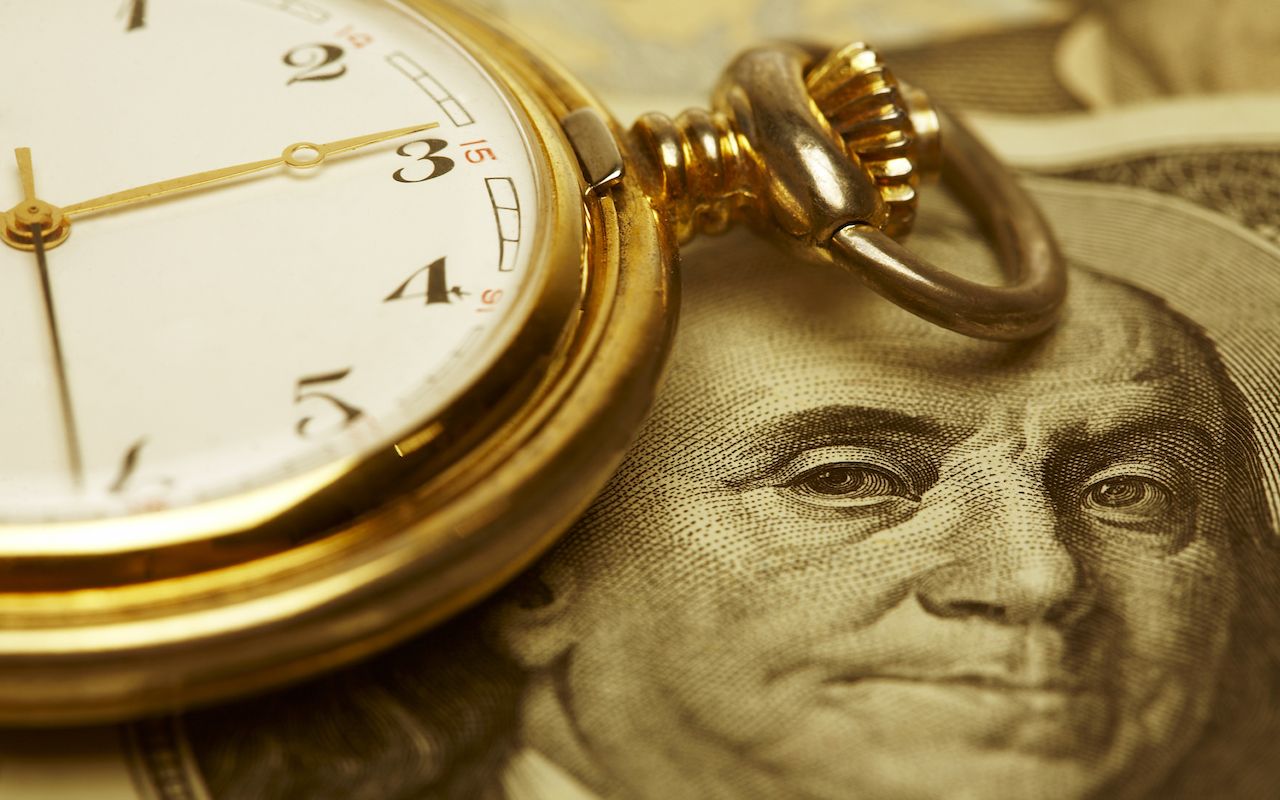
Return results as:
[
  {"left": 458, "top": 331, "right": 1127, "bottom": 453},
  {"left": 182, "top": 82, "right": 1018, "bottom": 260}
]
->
[{"left": 0, "top": 0, "right": 544, "bottom": 523}]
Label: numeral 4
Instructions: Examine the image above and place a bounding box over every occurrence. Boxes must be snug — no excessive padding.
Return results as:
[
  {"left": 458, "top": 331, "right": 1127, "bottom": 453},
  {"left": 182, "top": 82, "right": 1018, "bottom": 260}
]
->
[{"left": 384, "top": 257, "right": 467, "bottom": 306}]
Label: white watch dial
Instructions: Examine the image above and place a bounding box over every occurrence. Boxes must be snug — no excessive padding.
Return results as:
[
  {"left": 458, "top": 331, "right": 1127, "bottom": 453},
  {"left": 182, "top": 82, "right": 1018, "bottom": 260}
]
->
[{"left": 0, "top": 0, "right": 542, "bottom": 522}]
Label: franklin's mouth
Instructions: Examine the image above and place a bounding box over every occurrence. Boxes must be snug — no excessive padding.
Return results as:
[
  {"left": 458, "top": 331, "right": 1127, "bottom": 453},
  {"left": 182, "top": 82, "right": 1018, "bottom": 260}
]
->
[
  {"left": 822, "top": 673, "right": 1103, "bottom": 721},
  {"left": 818, "top": 671, "right": 1113, "bottom": 753},
  {"left": 886, "top": 674, "right": 1084, "bottom": 692},
  {"left": 824, "top": 671, "right": 1092, "bottom": 697}
]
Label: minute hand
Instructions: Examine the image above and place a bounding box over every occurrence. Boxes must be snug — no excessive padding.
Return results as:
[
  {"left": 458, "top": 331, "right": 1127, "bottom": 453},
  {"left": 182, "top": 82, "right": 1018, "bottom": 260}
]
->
[{"left": 62, "top": 122, "right": 438, "bottom": 220}]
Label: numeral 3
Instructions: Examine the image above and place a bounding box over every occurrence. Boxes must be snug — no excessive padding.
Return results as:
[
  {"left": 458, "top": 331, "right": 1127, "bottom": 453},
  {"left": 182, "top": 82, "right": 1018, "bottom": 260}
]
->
[{"left": 393, "top": 139, "right": 455, "bottom": 183}]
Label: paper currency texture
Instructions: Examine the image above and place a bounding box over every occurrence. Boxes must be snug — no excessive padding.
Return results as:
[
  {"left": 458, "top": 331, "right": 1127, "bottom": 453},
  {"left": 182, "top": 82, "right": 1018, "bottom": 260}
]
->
[{"left": 473, "top": 0, "right": 1049, "bottom": 97}]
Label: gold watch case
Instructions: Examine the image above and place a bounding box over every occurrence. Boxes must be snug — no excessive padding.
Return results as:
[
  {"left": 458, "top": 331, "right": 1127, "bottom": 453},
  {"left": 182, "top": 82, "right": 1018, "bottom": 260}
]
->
[{"left": 0, "top": 0, "right": 676, "bottom": 725}]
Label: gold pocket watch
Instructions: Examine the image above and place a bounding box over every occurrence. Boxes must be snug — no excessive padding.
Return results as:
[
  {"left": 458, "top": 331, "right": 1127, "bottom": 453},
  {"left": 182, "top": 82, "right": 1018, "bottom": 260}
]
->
[{"left": 0, "top": 0, "right": 1064, "bottom": 724}]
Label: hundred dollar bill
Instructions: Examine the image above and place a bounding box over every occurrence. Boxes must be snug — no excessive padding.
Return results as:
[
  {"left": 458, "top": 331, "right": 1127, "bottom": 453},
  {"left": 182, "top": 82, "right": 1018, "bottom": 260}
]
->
[{"left": 113, "top": 94, "right": 1280, "bottom": 800}]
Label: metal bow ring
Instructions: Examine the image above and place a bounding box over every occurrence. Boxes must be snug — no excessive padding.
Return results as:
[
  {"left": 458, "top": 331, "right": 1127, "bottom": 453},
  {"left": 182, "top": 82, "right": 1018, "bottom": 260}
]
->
[{"left": 629, "top": 42, "right": 1067, "bottom": 342}]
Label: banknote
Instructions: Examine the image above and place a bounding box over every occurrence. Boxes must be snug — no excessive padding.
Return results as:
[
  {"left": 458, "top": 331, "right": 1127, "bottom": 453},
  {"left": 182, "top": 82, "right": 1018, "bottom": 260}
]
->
[
  {"left": 885, "top": 0, "right": 1280, "bottom": 113},
  {"left": 8, "top": 3, "right": 1280, "bottom": 799},
  {"left": 471, "top": 0, "right": 1052, "bottom": 115},
  {"left": 470, "top": 0, "right": 1279, "bottom": 122},
  {"left": 109, "top": 92, "right": 1280, "bottom": 800}
]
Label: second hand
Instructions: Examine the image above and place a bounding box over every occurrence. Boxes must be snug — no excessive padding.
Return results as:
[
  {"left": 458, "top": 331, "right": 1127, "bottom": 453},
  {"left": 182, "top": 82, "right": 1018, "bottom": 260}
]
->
[
  {"left": 12, "top": 149, "right": 85, "bottom": 489},
  {"left": 31, "top": 225, "right": 84, "bottom": 490}
]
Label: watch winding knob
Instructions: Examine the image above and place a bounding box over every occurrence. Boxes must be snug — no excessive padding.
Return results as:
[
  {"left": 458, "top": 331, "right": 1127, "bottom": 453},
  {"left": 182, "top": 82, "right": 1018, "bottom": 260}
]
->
[
  {"left": 628, "top": 41, "right": 939, "bottom": 244},
  {"left": 805, "top": 42, "right": 941, "bottom": 239}
]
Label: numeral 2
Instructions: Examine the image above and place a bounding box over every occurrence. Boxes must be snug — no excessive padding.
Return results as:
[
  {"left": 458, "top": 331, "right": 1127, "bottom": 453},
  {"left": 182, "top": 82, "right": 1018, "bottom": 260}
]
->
[
  {"left": 295, "top": 369, "right": 364, "bottom": 437},
  {"left": 284, "top": 44, "right": 347, "bottom": 85}
]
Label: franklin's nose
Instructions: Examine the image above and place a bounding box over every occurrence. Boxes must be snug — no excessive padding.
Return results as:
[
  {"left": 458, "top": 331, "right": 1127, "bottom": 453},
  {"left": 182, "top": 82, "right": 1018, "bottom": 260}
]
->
[{"left": 915, "top": 466, "right": 1094, "bottom": 627}]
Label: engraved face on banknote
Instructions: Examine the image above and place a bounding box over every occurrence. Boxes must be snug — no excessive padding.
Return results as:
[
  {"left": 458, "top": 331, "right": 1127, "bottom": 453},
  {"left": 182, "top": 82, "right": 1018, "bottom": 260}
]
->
[
  {"left": 476, "top": 235, "right": 1272, "bottom": 800},
  {"left": 145, "top": 185, "right": 1280, "bottom": 800}
]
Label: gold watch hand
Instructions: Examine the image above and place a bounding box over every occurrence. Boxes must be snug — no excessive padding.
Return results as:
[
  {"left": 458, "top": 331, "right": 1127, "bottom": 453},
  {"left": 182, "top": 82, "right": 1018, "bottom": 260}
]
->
[
  {"left": 61, "top": 122, "right": 439, "bottom": 219},
  {"left": 16, "top": 147, "right": 37, "bottom": 201},
  {"left": 13, "top": 149, "right": 85, "bottom": 489}
]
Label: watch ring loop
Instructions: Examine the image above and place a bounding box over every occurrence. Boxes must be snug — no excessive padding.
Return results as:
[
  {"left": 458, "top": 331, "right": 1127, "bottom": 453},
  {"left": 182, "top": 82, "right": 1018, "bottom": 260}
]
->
[
  {"left": 630, "top": 42, "right": 1068, "bottom": 342},
  {"left": 828, "top": 108, "right": 1066, "bottom": 341}
]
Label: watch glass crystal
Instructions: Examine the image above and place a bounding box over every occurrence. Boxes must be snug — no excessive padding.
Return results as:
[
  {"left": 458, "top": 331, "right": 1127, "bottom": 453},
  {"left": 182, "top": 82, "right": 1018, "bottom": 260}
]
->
[{"left": 0, "top": 0, "right": 542, "bottom": 522}]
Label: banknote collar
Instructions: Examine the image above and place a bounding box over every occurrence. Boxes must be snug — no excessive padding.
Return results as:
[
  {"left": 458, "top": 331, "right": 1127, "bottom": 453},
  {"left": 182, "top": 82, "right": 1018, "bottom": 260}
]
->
[{"left": 502, "top": 748, "right": 602, "bottom": 800}]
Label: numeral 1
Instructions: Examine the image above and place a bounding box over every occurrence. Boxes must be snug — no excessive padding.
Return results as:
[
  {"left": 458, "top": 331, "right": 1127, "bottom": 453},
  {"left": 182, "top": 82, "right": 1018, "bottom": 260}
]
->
[
  {"left": 123, "top": 0, "right": 147, "bottom": 31},
  {"left": 110, "top": 439, "right": 147, "bottom": 493}
]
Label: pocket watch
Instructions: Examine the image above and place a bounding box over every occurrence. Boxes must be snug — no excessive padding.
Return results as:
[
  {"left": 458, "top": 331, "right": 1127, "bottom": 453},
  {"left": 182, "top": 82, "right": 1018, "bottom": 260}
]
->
[{"left": 0, "top": 0, "right": 1064, "bottom": 724}]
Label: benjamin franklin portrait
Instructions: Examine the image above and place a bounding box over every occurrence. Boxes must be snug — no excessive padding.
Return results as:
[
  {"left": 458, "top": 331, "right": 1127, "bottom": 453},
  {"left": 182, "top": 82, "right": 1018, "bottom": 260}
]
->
[{"left": 134, "top": 182, "right": 1280, "bottom": 800}]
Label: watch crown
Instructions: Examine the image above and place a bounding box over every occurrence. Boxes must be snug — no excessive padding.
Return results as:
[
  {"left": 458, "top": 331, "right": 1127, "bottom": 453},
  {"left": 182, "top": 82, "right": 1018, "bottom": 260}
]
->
[
  {"left": 628, "top": 42, "right": 941, "bottom": 245},
  {"left": 805, "top": 42, "right": 941, "bottom": 239}
]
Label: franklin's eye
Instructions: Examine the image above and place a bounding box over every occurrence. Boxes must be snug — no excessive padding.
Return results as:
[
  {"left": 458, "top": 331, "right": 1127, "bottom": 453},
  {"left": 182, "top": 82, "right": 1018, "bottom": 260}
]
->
[
  {"left": 1081, "top": 476, "right": 1175, "bottom": 522},
  {"left": 785, "top": 463, "right": 918, "bottom": 507}
]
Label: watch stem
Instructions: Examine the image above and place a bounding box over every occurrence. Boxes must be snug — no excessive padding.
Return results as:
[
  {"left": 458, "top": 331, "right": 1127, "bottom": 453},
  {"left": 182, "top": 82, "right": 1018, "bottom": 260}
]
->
[{"left": 629, "top": 107, "right": 763, "bottom": 244}]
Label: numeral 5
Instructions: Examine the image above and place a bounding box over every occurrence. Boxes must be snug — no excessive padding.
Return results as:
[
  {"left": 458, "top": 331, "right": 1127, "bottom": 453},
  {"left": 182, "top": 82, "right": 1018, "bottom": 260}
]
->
[{"left": 295, "top": 369, "right": 364, "bottom": 437}]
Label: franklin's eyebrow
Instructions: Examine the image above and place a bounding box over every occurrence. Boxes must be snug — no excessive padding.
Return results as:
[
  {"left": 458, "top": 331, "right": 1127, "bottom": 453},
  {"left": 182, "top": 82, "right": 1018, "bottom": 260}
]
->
[
  {"left": 748, "top": 405, "right": 950, "bottom": 439},
  {"left": 1059, "top": 417, "right": 1222, "bottom": 455},
  {"left": 731, "top": 404, "right": 971, "bottom": 466}
]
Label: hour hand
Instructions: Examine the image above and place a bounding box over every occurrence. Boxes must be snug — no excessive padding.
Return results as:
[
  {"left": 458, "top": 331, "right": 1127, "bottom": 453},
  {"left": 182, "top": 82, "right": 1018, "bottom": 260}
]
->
[
  {"left": 61, "top": 122, "right": 439, "bottom": 220},
  {"left": 3, "top": 148, "right": 70, "bottom": 251}
]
